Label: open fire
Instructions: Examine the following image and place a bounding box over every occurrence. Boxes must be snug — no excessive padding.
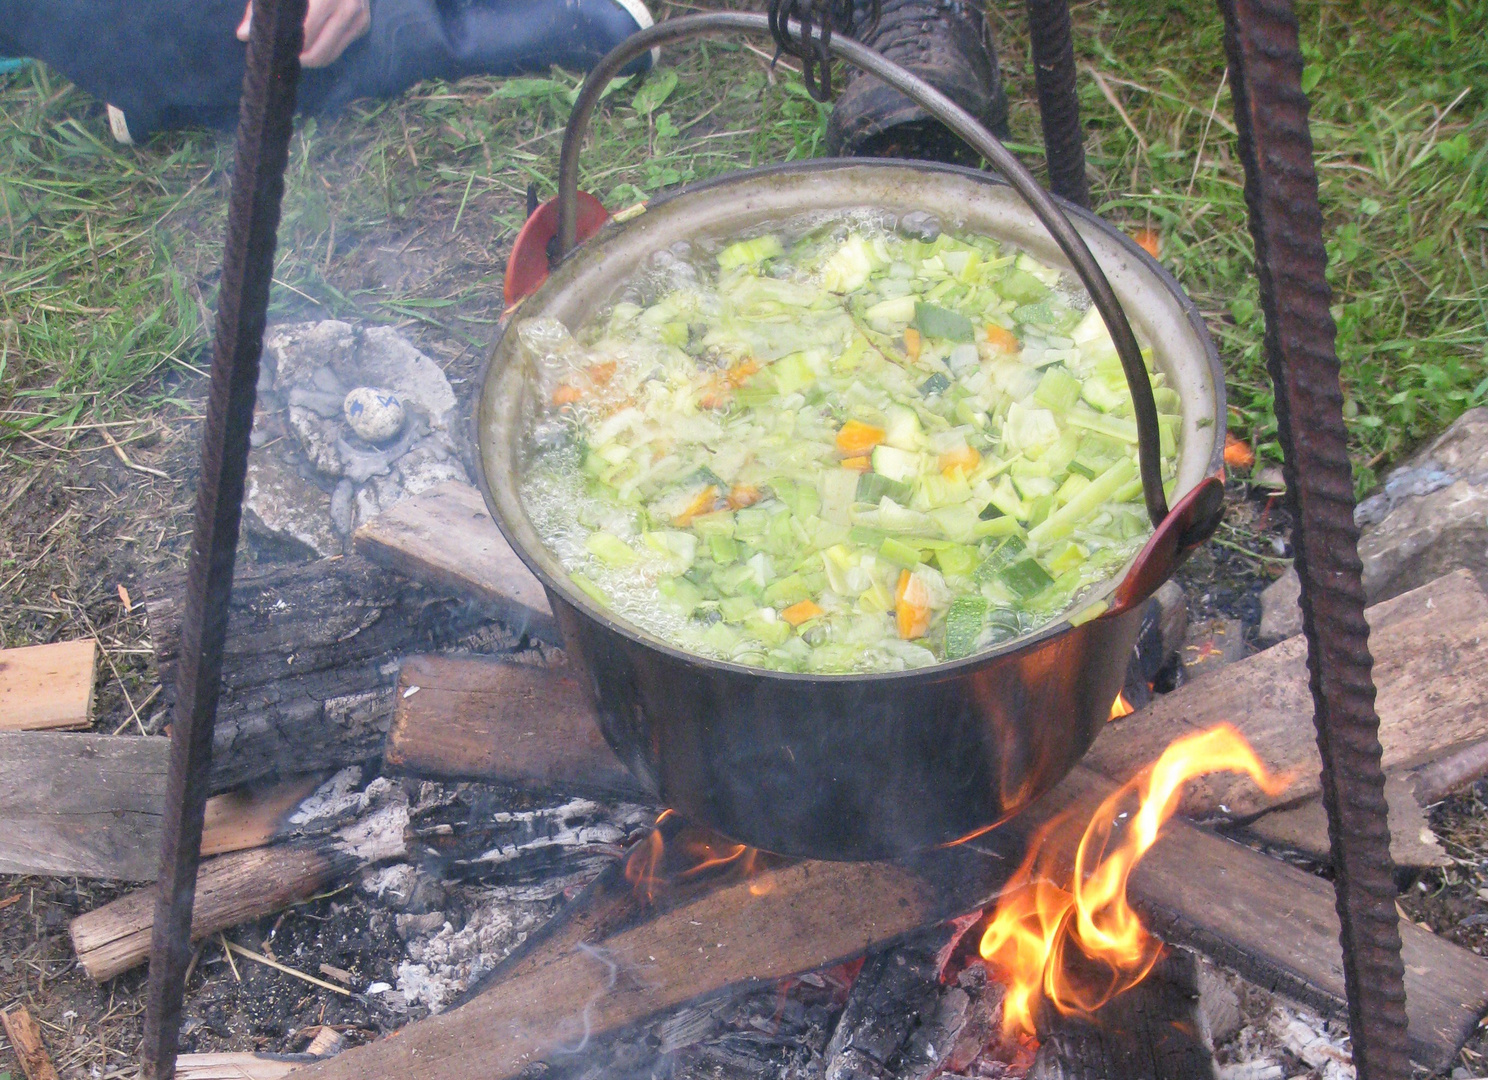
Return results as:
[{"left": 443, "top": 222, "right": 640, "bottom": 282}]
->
[{"left": 978, "top": 723, "right": 1290, "bottom": 1035}]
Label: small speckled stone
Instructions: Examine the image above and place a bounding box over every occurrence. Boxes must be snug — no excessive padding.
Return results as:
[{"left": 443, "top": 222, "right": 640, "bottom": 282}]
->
[{"left": 344, "top": 386, "right": 405, "bottom": 443}]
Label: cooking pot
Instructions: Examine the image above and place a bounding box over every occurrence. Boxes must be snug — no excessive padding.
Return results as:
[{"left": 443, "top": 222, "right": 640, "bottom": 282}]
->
[{"left": 477, "top": 13, "right": 1226, "bottom": 861}]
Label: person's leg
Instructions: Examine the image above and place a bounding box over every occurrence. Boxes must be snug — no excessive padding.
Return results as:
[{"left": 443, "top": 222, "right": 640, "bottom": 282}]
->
[
  {"left": 0, "top": 0, "right": 654, "bottom": 141},
  {"left": 0, "top": 0, "right": 249, "bottom": 139}
]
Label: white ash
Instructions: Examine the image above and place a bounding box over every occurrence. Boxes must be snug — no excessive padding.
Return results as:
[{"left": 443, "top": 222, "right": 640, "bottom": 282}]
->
[
  {"left": 332, "top": 800, "right": 411, "bottom": 864},
  {"left": 245, "top": 320, "right": 471, "bottom": 557},
  {"left": 466, "top": 797, "right": 653, "bottom": 867},
  {"left": 395, "top": 886, "right": 556, "bottom": 1013},
  {"left": 289, "top": 766, "right": 368, "bottom": 828}
]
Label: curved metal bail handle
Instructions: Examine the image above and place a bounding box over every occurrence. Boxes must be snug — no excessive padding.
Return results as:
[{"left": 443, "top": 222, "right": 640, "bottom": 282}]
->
[{"left": 558, "top": 11, "right": 1169, "bottom": 528}]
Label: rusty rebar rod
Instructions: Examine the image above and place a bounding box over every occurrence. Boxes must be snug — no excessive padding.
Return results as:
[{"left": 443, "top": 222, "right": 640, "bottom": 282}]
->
[
  {"left": 140, "top": 0, "right": 307, "bottom": 1075},
  {"left": 1024, "top": 0, "right": 1089, "bottom": 208},
  {"left": 1218, "top": 0, "right": 1410, "bottom": 1076}
]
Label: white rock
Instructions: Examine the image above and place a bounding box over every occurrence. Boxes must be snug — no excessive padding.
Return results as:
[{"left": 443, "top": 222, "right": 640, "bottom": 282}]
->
[{"left": 344, "top": 386, "right": 406, "bottom": 443}]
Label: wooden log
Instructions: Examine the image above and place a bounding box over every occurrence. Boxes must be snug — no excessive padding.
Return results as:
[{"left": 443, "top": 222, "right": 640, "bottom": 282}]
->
[
  {"left": 1, "top": 1005, "right": 61, "bottom": 1080},
  {"left": 0, "top": 730, "right": 331, "bottom": 879},
  {"left": 145, "top": 553, "right": 490, "bottom": 793},
  {"left": 1413, "top": 736, "right": 1488, "bottom": 806},
  {"left": 353, "top": 481, "right": 557, "bottom": 643},
  {"left": 1084, "top": 569, "right": 1488, "bottom": 819},
  {"left": 174, "top": 1054, "right": 313, "bottom": 1080},
  {"left": 1029, "top": 952, "right": 1216, "bottom": 1080},
  {"left": 293, "top": 763, "right": 1488, "bottom": 1079},
  {"left": 70, "top": 794, "right": 407, "bottom": 981},
  {"left": 385, "top": 654, "right": 646, "bottom": 799},
  {"left": 0, "top": 640, "right": 96, "bottom": 731},
  {"left": 1243, "top": 775, "right": 1447, "bottom": 868},
  {"left": 0, "top": 732, "right": 169, "bottom": 880}
]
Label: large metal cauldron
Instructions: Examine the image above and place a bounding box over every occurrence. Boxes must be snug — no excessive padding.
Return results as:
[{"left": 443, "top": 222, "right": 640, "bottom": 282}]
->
[{"left": 476, "top": 14, "right": 1226, "bottom": 861}]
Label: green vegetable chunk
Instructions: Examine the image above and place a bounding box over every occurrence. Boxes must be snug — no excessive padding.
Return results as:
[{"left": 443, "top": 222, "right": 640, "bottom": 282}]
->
[
  {"left": 914, "top": 302, "right": 975, "bottom": 342},
  {"left": 945, "top": 595, "right": 989, "bottom": 659}
]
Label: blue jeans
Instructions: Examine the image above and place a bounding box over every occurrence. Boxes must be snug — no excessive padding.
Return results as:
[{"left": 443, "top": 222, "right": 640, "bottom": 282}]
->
[{"left": 0, "top": 0, "right": 646, "bottom": 138}]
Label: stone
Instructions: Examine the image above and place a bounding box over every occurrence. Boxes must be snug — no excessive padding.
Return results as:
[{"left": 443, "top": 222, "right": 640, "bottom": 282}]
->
[
  {"left": 1182, "top": 615, "right": 1247, "bottom": 681},
  {"left": 1356, "top": 407, "right": 1488, "bottom": 602},
  {"left": 1258, "top": 407, "right": 1488, "bottom": 641},
  {"left": 244, "top": 453, "right": 340, "bottom": 558},
  {"left": 344, "top": 386, "right": 406, "bottom": 443},
  {"left": 1257, "top": 569, "right": 1302, "bottom": 644}
]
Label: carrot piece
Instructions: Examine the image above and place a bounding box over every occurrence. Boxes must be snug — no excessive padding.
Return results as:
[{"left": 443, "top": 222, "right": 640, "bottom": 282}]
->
[
  {"left": 904, "top": 327, "right": 922, "bottom": 362},
  {"left": 894, "top": 569, "right": 931, "bottom": 640},
  {"left": 588, "top": 360, "right": 618, "bottom": 385},
  {"left": 1224, "top": 433, "right": 1255, "bottom": 470},
  {"left": 551, "top": 384, "right": 583, "bottom": 406},
  {"left": 938, "top": 446, "right": 981, "bottom": 476},
  {"left": 727, "top": 483, "right": 762, "bottom": 509},
  {"left": 841, "top": 455, "right": 872, "bottom": 473},
  {"left": 984, "top": 324, "right": 1020, "bottom": 353},
  {"left": 836, "top": 419, "right": 886, "bottom": 456},
  {"left": 1130, "top": 227, "right": 1162, "bottom": 259},
  {"left": 673, "top": 485, "right": 719, "bottom": 526},
  {"left": 698, "top": 383, "right": 731, "bottom": 409},
  {"left": 780, "top": 599, "right": 825, "bottom": 627},
  {"left": 726, "top": 358, "right": 760, "bottom": 387}
]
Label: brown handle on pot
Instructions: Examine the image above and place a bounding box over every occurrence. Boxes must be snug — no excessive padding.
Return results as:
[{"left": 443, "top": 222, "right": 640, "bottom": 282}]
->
[{"left": 556, "top": 11, "right": 1178, "bottom": 533}]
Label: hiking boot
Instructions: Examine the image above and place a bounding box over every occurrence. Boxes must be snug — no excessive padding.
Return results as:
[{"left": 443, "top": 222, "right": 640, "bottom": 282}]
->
[{"left": 826, "top": 0, "right": 1009, "bottom": 163}]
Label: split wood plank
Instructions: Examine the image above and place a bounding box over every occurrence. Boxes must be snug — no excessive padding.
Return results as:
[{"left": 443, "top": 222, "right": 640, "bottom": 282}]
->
[
  {"left": 1084, "top": 569, "right": 1488, "bottom": 819},
  {"left": 353, "top": 480, "right": 557, "bottom": 643},
  {"left": 0, "top": 640, "right": 96, "bottom": 731},
  {"left": 385, "top": 654, "right": 646, "bottom": 799},
  {"left": 1243, "top": 775, "right": 1447, "bottom": 868},
  {"left": 294, "top": 764, "right": 1488, "bottom": 1079},
  {"left": 1, "top": 1005, "right": 61, "bottom": 1080},
  {"left": 0, "top": 730, "right": 330, "bottom": 880},
  {"left": 174, "top": 1053, "right": 312, "bottom": 1080},
  {"left": 71, "top": 797, "right": 407, "bottom": 980},
  {"left": 0, "top": 732, "right": 169, "bottom": 880},
  {"left": 145, "top": 553, "right": 490, "bottom": 794}
]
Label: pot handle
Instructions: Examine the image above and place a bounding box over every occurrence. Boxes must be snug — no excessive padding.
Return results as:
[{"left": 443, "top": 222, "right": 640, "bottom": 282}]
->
[{"left": 554, "top": 11, "right": 1173, "bottom": 528}]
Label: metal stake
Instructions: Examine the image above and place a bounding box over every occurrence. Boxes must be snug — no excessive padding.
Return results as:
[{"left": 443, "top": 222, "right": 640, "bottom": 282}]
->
[
  {"left": 140, "top": 0, "right": 307, "bottom": 1075},
  {"left": 1024, "top": 0, "right": 1089, "bottom": 208},
  {"left": 1219, "top": 0, "right": 1410, "bottom": 1075}
]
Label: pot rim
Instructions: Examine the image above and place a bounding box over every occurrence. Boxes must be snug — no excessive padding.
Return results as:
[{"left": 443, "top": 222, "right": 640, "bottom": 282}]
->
[{"left": 477, "top": 157, "right": 1226, "bottom": 685}]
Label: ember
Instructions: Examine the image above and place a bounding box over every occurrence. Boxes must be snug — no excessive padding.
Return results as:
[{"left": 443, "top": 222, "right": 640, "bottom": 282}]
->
[{"left": 979, "top": 724, "right": 1290, "bottom": 1035}]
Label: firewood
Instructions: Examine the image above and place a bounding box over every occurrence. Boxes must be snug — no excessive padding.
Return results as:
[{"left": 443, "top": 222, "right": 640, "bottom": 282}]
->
[
  {"left": 1412, "top": 736, "right": 1488, "bottom": 806},
  {"left": 70, "top": 788, "right": 407, "bottom": 981},
  {"left": 0, "top": 731, "right": 328, "bottom": 880},
  {"left": 290, "top": 765, "right": 1488, "bottom": 1080},
  {"left": 0, "top": 1005, "right": 60, "bottom": 1080},
  {"left": 384, "top": 654, "right": 646, "bottom": 799},
  {"left": 1028, "top": 952, "right": 1215, "bottom": 1080},
  {"left": 1085, "top": 569, "right": 1488, "bottom": 819},
  {"left": 144, "top": 553, "right": 490, "bottom": 793},
  {"left": 0, "top": 639, "right": 97, "bottom": 731},
  {"left": 173, "top": 1053, "right": 314, "bottom": 1079},
  {"left": 1242, "top": 774, "right": 1447, "bottom": 868},
  {"left": 0, "top": 732, "right": 169, "bottom": 880},
  {"left": 353, "top": 480, "right": 557, "bottom": 643}
]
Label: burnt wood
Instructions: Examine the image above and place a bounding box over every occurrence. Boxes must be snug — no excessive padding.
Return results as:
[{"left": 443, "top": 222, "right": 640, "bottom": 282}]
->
[
  {"left": 353, "top": 481, "right": 557, "bottom": 643},
  {"left": 289, "top": 760, "right": 1488, "bottom": 1078},
  {"left": 1084, "top": 570, "right": 1488, "bottom": 819},
  {"left": 71, "top": 799, "right": 406, "bottom": 982},
  {"left": 144, "top": 554, "right": 489, "bottom": 793}
]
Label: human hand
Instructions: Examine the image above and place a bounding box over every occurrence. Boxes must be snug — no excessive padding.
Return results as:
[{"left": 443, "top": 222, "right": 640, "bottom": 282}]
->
[{"left": 237, "top": 0, "right": 371, "bottom": 68}]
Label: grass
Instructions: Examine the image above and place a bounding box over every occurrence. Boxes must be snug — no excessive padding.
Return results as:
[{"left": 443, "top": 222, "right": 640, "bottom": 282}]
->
[{"left": 0, "top": 0, "right": 1482, "bottom": 474}]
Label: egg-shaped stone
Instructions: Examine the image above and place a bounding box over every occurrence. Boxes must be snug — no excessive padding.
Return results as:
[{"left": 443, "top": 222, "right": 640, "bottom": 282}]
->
[{"left": 343, "top": 386, "right": 405, "bottom": 443}]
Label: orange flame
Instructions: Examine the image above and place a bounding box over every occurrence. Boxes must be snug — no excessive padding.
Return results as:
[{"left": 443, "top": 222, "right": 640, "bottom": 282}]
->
[
  {"left": 623, "top": 810, "right": 774, "bottom": 901},
  {"left": 1108, "top": 691, "right": 1135, "bottom": 720},
  {"left": 979, "top": 724, "right": 1290, "bottom": 1036}
]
